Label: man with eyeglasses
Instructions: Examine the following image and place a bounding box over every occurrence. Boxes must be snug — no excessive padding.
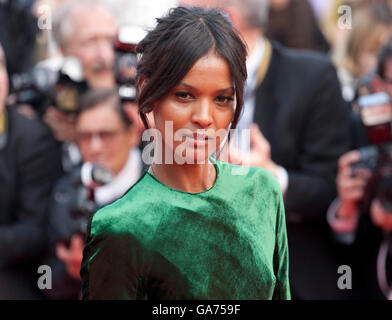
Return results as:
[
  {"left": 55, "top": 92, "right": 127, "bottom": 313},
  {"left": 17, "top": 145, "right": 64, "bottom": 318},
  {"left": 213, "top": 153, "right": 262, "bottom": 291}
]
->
[
  {"left": 37, "top": 0, "right": 117, "bottom": 144},
  {"left": 44, "top": 89, "right": 142, "bottom": 299}
]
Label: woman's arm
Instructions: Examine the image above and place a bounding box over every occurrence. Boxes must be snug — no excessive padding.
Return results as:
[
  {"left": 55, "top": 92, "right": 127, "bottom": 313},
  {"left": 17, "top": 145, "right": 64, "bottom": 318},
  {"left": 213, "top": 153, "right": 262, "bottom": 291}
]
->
[
  {"left": 81, "top": 230, "right": 147, "bottom": 300},
  {"left": 272, "top": 190, "right": 291, "bottom": 300}
]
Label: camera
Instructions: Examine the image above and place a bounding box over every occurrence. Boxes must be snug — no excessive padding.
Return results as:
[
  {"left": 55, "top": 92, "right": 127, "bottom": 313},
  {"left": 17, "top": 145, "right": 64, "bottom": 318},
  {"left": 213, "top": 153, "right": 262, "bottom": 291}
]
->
[
  {"left": 114, "top": 25, "right": 146, "bottom": 102},
  {"left": 10, "top": 57, "right": 88, "bottom": 116},
  {"left": 351, "top": 92, "right": 392, "bottom": 213},
  {"left": 351, "top": 142, "right": 392, "bottom": 213},
  {"left": 51, "top": 162, "right": 113, "bottom": 247}
]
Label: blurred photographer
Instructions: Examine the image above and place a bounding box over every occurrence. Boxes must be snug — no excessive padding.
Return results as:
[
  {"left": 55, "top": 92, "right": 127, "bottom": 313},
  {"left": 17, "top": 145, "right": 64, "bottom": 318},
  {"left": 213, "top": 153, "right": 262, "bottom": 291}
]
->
[
  {"left": 6, "top": 0, "right": 120, "bottom": 175},
  {"left": 44, "top": 88, "right": 142, "bottom": 299},
  {"left": 46, "top": 0, "right": 118, "bottom": 151},
  {"left": 0, "top": 43, "right": 63, "bottom": 299},
  {"left": 328, "top": 38, "right": 392, "bottom": 299},
  {"left": 43, "top": 1, "right": 145, "bottom": 172}
]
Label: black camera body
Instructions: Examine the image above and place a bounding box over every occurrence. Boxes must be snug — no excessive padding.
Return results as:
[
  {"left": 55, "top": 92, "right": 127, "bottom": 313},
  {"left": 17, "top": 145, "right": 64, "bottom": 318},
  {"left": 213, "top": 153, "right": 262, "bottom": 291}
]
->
[
  {"left": 114, "top": 26, "right": 146, "bottom": 102},
  {"left": 51, "top": 163, "right": 113, "bottom": 247},
  {"left": 10, "top": 58, "right": 88, "bottom": 116},
  {"left": 351, "top": 142, "right": 392, "bottom": 213}
]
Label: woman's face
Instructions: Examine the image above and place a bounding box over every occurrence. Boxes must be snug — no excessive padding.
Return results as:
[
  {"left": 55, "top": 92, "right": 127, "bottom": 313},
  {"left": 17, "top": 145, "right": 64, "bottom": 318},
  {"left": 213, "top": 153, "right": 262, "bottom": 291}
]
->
[{"left": 152, "top": 52, "right": 235, "bottom": 164}]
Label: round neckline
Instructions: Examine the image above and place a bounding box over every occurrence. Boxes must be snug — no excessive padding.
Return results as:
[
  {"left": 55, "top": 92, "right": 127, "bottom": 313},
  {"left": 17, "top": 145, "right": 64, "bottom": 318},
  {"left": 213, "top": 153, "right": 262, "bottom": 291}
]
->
[{"left": 145, "top": 159, "right": 220, "bottom": 195}]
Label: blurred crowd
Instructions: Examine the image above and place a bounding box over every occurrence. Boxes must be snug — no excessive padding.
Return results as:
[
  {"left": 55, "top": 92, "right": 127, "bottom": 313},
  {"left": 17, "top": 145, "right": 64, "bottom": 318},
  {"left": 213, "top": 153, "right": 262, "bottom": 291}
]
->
[{"left": 1, "top": 0, "right": 392, "bottom": 300}]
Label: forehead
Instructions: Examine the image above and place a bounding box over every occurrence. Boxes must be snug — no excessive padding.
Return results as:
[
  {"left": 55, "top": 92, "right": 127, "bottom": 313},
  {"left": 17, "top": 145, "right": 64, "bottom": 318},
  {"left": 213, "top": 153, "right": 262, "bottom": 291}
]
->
[
  {"left": 70, "top": 6, "right": 117, "bottom": 38},
  {"left": 181, "top": 53, "right": 232, "bottom": 87},
  {"left": 76, "top": 104, "right": 122, "bottom": 129}
]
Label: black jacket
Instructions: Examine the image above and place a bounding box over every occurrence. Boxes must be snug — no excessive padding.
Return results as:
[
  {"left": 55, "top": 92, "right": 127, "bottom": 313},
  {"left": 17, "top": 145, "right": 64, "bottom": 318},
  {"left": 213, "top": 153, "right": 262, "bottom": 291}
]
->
[
  {"left": 254, "top": 42, "right": 351, "bottom": 219},
  {"left": 0, "top": 106, "right": 63, "bottom": 266}
]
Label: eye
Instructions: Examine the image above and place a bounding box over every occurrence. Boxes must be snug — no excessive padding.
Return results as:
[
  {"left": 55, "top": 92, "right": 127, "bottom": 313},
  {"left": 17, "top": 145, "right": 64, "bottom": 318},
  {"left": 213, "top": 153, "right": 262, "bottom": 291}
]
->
[
  {"left": 215, "top": 95, "right": 234, "bottom": 105},
  {"left": 174, "top": 91, "right": 194, "bottom": 101}
]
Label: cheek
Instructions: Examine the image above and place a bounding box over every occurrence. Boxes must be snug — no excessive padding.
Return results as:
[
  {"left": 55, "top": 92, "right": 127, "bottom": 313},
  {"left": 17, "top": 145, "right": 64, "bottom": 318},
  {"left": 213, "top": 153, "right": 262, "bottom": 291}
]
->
[
  {"left": 214, "top": 108, "right": 235, "bottom": 130},
  {"left": 154, "top": 102, "right": 191, "bottom": 135},
  {"left": 79, "top": 145, "right": 92, "bottom": 162},
  {"left": 74, "top": 49, "right": 94, "bottom": 71}
]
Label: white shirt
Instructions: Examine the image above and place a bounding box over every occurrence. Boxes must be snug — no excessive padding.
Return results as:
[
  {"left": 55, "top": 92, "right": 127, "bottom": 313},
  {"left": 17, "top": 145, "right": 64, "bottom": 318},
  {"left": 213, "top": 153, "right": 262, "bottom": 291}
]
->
[
  {"left": 95, "top": 148, "right": 143, "bottom": 207},
  {"left": 234, "top": 38, "right": 289, "bottom": 193}
]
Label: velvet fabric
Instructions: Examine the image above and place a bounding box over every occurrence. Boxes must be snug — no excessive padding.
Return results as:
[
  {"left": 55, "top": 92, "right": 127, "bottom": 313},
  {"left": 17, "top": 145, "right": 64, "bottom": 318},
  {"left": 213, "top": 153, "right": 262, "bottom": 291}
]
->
[{"left": 81, "top": 160, "right": 291, "bottom": 300}]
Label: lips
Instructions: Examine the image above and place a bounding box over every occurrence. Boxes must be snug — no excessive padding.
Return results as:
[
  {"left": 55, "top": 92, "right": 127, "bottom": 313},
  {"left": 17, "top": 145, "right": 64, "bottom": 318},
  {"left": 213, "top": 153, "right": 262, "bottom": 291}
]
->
[
  {"left": 183, "top": 133, "right": 214, "bottom": 148},
  {"left": 184, "top": 132, "right": 214, "bottom": 140}
]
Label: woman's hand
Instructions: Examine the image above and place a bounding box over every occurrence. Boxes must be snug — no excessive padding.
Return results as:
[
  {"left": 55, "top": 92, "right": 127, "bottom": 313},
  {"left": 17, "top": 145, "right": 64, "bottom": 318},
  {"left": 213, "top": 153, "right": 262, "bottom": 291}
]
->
[
  {"left": 370, "top": 198, "right": 392, "bottom": 232},
  {"left": 43, "top": 106, "right": 76, "bottom": 142}
]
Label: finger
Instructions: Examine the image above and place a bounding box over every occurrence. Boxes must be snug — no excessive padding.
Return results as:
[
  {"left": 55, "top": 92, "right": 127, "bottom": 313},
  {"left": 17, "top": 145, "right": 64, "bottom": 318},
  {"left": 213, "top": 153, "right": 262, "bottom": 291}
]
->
[
  {"left": 56, "top": 243, "right": 70, "bottom": 262},
  {"left": 71, "top": 235, "right": 85, "bottom": 251},
  {"left": 338, "top": 178, "right": 367, "bottom": 194},
  {"left": 250, "top": 124, "right": 269, "bottom": 153},
  {"left": 341, "top": 167, "right": 372, "bottom": 180},
  {"left": 339, "top": 177, "right": 368, "bottom": 189},
  {"left": 339, "top": 166, "right": 354, "bottom": 178},
  {"left": 340, "top": 189, "right": 365, "bottom": 202},
  {"left": 370, "top": 199, "right": 384, "bottom": 227},
  {"left": 340, "top": 187, "right": 365, "bottom": 202},
  {"left": 353, "top": 168, "right": 372, "bottom": 179},
  {"left": 338, "top": 150, "right": 361, "bottom": 170}
]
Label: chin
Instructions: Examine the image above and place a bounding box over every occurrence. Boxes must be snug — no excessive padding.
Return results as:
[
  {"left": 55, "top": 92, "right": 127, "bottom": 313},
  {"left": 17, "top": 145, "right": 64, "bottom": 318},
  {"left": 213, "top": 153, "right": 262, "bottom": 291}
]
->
[
  {"left": 89, "top": 75, "right": 115, "bottom": 89},
  {"left": 173, "top": 147, "right": 215, "bottom": 165}
]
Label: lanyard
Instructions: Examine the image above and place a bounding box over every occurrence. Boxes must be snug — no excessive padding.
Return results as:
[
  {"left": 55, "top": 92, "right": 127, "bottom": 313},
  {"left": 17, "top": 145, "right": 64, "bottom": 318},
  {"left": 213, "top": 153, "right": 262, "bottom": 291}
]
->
[
  {"left": 254, "top": 39, "right": 273, "bottom": 93},
  {"left": 0, "top": 108, "right": 7, "bottom": 150}
]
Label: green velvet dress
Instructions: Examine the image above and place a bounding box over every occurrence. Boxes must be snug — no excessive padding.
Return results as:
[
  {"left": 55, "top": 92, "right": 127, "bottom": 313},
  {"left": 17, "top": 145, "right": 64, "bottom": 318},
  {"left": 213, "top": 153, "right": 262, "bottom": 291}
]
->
[{"left": 81, "top": 159, "right": 291, "bottom": 300}]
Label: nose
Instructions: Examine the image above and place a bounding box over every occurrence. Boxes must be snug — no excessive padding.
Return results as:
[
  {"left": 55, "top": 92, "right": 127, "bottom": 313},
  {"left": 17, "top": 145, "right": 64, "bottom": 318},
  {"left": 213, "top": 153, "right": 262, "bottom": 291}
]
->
[
  {"left": 96, "top": 37, "right": 114, "bottom": 65},
  {"left": 191, "top": 98, "right": 213, "bottom": 128},
  {"left": 89, "top": 134, "right": 104, "bottom": 153}
]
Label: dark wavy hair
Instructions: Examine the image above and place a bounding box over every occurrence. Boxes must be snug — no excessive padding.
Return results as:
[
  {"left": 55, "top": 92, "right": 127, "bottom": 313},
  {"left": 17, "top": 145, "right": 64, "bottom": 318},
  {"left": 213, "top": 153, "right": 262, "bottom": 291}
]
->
[
  {"left": 78, "top": 88, "right": 133, "bottom": 127},
  {"left": 136, "top": 6, "right": 247, "bottom": 130}
]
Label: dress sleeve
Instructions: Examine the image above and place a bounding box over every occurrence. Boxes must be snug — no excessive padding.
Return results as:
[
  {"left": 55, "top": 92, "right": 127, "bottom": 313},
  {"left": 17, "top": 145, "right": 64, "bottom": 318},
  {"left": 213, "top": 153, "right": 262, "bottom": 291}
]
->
[
  {"left": 272, "top": 189, "right": 291, "bottom": 300},
  {"left": 80, "top": 218, "right": 147, "bottom": 300}
]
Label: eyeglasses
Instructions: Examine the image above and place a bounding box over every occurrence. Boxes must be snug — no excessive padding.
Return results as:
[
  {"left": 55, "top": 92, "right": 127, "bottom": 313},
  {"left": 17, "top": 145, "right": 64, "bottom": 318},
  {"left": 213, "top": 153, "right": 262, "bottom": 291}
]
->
[{"left": 76, "top": 129, "right": 126, "bottom": 145}]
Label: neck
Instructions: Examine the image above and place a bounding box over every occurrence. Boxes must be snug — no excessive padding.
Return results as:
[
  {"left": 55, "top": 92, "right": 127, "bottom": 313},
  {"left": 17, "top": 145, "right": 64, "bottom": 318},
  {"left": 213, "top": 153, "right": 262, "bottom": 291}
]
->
[{"left": 150, "top": 160, "right": 216, "bottom": 193}]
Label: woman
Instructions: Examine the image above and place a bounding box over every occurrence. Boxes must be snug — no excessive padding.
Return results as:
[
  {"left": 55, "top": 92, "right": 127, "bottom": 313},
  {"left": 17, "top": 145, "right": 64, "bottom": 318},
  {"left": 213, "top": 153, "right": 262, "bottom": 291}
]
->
[{"left": 81, "top": 6, "right": 290, "bottom": 300}]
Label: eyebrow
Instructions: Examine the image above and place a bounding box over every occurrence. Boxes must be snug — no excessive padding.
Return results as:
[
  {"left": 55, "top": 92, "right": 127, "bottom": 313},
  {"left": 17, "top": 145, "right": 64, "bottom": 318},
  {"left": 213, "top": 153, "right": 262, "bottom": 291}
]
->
[{"left": 179, "top": 82, "right": 234, "bottom": 93}]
